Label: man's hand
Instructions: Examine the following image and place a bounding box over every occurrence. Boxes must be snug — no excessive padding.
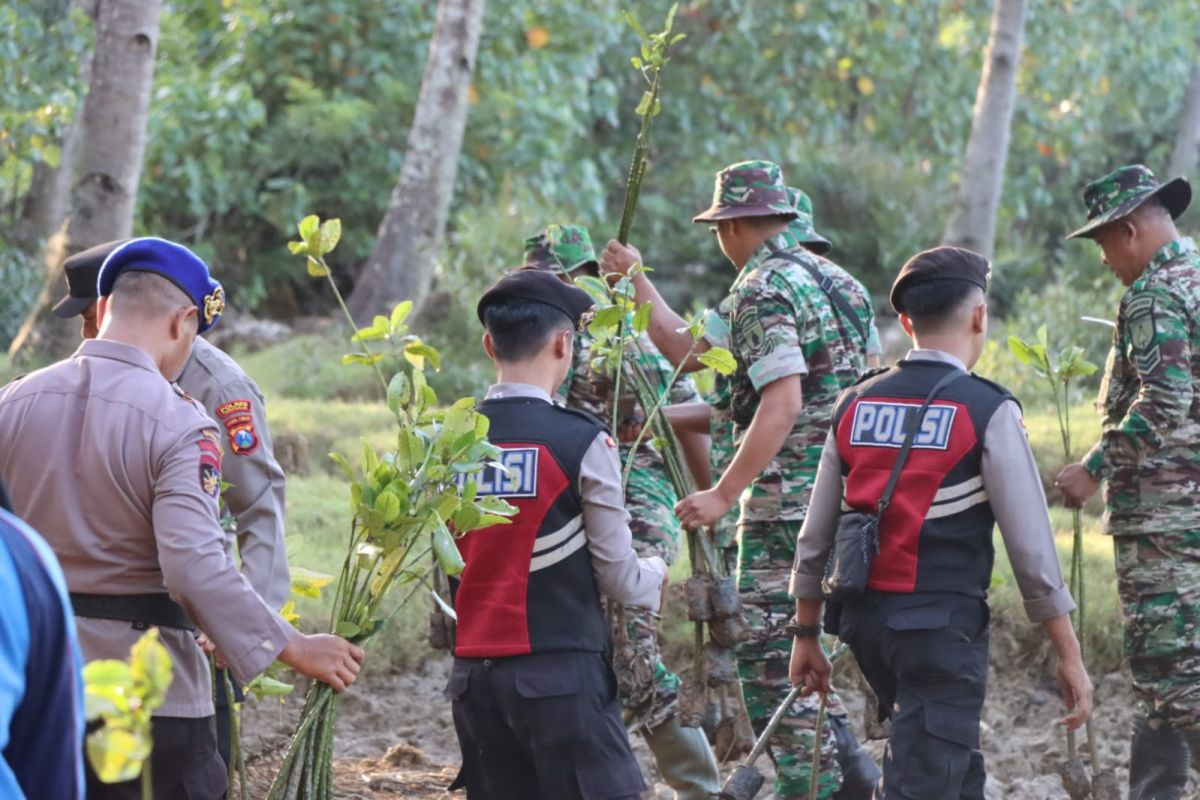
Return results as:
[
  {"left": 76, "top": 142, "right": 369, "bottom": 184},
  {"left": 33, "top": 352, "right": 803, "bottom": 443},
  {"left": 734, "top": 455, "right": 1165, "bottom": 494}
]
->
[
  {"left": 599, "top": 240, "right": 643, "bottom": 278},
  {"left": 1056, "top": 654, "right": 1094, "bottom": 730},
  {"left": 1055, "top": 463, "right": 1101, "bottom": 508},
  {"left": 279, "top": 633, "right": 366, "bottom": 693},
  {"left": 675, "top": 486, "right": 735, "bottom": 530},
  {"left": 789, "top": 637, "right": 833, "bottom": 696}
]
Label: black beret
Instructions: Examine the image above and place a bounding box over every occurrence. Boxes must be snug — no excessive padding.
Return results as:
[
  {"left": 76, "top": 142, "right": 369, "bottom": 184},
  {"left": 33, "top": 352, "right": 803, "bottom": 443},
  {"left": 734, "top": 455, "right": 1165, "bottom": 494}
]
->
[
  {"left": 890, "top": 246, "right": 991, "bottom": 314},
  {"left": 52, "top": 239, "right": 128, "bottom": 318},
  {"left": 477, "top": 268, "right": 595, "bottom": 326}
]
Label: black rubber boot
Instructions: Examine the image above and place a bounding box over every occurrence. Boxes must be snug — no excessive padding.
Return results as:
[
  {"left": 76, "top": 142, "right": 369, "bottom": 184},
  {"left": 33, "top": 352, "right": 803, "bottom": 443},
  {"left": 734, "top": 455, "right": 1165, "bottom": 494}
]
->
[
  {"left": 829, "top": 715, "right": 881, "bottom": 800},
  {"left": 1129, "top": 714, "right": 1190, "bottom": 800}
]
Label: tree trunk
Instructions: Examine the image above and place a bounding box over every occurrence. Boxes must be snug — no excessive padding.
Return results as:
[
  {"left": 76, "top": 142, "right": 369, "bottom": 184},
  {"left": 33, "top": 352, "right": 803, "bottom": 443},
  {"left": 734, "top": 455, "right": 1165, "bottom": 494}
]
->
[
  {"left": 8, "top": 0, "right": 162, "bottom": 362},
  {"left": 1170, "top": 40, "right": 1200, "bottom": 179},
  {"left": 942, "top": 0, "right": 1027, "bottom": 260},
  {"left": 346, "top": 0, "right": 487, "bottom": 324}
]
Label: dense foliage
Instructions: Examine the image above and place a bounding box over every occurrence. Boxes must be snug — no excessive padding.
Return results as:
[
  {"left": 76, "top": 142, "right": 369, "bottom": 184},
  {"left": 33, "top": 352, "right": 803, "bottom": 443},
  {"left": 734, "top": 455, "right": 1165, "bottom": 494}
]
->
[{"left": 4, "top": 0, "right": 1199, "bottom": 389}]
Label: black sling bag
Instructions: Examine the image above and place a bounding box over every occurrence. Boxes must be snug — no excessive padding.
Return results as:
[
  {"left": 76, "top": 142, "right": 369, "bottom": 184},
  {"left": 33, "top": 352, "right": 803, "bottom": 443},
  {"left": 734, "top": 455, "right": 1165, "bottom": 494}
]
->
[{"left": 821, "top": 369, "right": 966, "bottom": 602}]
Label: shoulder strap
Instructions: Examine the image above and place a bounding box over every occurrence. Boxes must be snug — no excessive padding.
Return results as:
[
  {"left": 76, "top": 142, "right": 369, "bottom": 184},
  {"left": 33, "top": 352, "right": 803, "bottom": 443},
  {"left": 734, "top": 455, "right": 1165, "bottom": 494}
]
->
[
  {"left": 877, "top": 369, "right": 965, "bottom": 515},
  {"left": 772, "top": 251, "right": 869, "bottom": 343}
]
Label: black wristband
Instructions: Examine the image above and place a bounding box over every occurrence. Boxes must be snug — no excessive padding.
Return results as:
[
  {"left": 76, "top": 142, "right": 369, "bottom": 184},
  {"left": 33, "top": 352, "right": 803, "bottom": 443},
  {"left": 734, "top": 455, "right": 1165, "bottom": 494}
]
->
[{"left": 785, "top": 619, "right": 823, "bottom": 639}]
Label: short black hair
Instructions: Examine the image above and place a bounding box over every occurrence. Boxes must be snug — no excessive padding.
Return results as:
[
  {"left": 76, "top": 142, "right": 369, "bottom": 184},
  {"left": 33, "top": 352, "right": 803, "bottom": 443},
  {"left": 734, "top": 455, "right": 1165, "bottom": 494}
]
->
[
  {"left": 898, "top": 279, "right": 983, "bottom": 333},
  {"left": 483, "top": 299, "right": 573, "bottom": 362}
]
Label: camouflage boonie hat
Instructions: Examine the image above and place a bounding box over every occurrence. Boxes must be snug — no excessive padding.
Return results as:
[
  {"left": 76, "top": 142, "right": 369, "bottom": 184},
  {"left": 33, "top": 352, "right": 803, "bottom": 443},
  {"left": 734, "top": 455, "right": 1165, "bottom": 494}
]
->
[
  {"left": 521, "top": 224, "right": 598, "bottom": 273},
  {"left": 1066, "top": 164, "right": 1191, "bottom": 240},
  {"left": 692, "top": 160, "right": 798, "bottom": 223},
  {"left": 786, "top": 187, "right": 832, "bottom": 255}
]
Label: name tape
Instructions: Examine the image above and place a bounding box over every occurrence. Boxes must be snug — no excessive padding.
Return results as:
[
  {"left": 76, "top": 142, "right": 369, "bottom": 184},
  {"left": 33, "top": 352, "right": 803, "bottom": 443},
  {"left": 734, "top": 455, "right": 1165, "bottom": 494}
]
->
[
  {"left": 849, "top": 401, "right": 957, "bottom": 450},
  {"left": 457, "top": 447, "right": 539, "bottom": 497}
]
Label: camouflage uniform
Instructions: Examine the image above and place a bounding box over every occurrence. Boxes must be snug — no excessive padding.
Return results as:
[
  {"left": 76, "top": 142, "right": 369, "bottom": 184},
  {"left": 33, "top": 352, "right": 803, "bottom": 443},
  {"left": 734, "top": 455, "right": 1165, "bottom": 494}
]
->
[
  {"left": 524, "top": 226, "right": 701, "bottom": 730},
  {"left": 698, "top": 163, "right": 871, "bottom": 799},
  {"left": 1070, "top": 167, "right": 1200, "bottom": 791}
]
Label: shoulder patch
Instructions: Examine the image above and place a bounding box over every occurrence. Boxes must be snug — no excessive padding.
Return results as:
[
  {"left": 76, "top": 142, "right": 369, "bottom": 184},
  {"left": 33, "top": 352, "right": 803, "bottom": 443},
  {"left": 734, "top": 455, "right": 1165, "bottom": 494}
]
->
[
  {"left": 1125, "top": 294, "right": 1161, "bottom": 374},
  {"left": 216, "top": 398, "right": 259, "bottom": 455},
  {"left": 198, "top": 434, "right": 222, "bottom": 498}
]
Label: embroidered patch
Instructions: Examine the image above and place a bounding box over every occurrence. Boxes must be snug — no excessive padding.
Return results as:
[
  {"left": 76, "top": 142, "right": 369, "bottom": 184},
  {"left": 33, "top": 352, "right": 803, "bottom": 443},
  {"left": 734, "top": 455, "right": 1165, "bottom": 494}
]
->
[
  {"left": 199, "top": 437, "right": 222, "bottom": 497},
  {"left": 456, "top": 447, "right": 539, "bottom": 497},
  {"left": 849, "top": 401, "right": 958, "bottom": 450},
  {"left": 1126, "top": 295, "right": 1161, "bottom": 374},
  {"left": 215, "top": 399, "right": 259, "bottom": 455}
]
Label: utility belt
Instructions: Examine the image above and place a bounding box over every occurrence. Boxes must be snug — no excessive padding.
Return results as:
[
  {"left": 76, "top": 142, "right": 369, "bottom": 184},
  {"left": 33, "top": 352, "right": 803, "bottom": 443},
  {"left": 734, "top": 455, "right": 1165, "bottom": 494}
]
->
[{"left": 70, "top": 592, "right": 195, "bottom": 632}]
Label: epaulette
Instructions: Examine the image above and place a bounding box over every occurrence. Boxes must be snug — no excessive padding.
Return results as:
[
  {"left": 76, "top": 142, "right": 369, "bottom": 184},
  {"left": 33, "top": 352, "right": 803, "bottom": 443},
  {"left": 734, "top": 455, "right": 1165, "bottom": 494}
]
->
[
  {"left": 171, "top": 382, "right": 200, "bottom": 406},
  {"left": 852, "top": 365, "right": 892, "bottom": 386},
  {"left": 967, "top": 372, "right": 1021, "bottom": 409}
]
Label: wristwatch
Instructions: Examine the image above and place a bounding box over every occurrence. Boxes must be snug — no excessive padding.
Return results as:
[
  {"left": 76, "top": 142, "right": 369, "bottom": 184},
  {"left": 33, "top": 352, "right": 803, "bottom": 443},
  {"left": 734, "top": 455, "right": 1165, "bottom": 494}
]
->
[{"left": 784, "top": 618, "right": 823, "bottom": 639}]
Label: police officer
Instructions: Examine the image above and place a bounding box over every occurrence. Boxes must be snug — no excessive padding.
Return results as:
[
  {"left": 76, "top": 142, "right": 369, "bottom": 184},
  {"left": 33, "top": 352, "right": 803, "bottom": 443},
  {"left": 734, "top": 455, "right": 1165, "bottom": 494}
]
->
[
  {"left": 1055, "top": 165, "right": 1200, "bottom": 798},
  {"left": 601, "top": 161, "right": 876, "bottom": 799},
  {"left": 0, "top": 238, "right": 364, "bottom": 799},
  {"left": 0, "top": 479, "right": 86, "bottom": 800},
  {"left": 53, "top": 239, "right": 291, "bottom": 768},
  {"left": 446, "top": 268, "right": 668, "bottom": 799},
  {"left": 521, "top": 225, "right": 720, "bottom": 799},
  {"left": 789, "top": 246, "right": 1093, "bottom": 798}
]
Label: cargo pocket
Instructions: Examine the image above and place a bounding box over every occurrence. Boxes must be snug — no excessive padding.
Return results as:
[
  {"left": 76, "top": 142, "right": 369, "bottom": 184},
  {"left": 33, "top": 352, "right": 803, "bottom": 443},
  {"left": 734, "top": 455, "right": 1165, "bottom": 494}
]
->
[
  {"left": 898, "top": 701, "right": 978, "bottom": 798},
  {"left": 181, "top": 751, "right": 229, "bottom": 800},
  {"left": 885, "top": 607, "right": 950, "bottom": 632},
  {"left": 515, "top": 668, "right": 582, "bottom": 699},
  {"left": 575, "top": 758, "right": 647, "bottom": 800},
  {"left": 443, "top": 662, "right": 471, "bottom": 700}
]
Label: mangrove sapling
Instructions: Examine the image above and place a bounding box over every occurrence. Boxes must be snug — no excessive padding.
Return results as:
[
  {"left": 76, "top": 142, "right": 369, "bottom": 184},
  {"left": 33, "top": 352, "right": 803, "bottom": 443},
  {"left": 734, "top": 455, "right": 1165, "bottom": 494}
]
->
[{"left": 266, "top": 216, "right": 517, "bottom": 800}]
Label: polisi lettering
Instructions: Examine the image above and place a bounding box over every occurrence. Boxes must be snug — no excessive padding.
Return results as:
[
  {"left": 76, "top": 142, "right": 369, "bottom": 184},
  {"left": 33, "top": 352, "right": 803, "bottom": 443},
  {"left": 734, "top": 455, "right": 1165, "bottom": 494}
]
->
[
  {"left": 849, "top": 400, "right": 957, "bottom": 450},
  {"left": 458, "top": 447, "right": 540, "bottom": 497}
]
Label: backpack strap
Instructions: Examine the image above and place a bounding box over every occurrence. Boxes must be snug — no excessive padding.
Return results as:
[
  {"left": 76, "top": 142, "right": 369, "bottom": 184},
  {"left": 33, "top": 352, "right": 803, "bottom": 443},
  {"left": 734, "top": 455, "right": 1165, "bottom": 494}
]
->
[{"left": 772, "top": 251, "right": 869, "bottom": 343}]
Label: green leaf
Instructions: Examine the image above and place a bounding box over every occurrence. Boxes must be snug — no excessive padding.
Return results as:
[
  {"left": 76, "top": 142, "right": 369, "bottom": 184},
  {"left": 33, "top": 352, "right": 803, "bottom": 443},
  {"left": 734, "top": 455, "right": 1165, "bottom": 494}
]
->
[
  {"left": 329, "top": 452, "right": 355, "bottom": 481},
  {"left": 1007, "top": 335, "right": 1035, "bottom": 366},
  {"left": 375, "top": 490, "right": 402, "bottom": 523},
  {"left": 631, "top": 56, "right": 643, "bottom": 69},
  {"left": 335, "top": 621, "right": 361, "bottom": 638},
  {"left": 297, "top": 214, "right": 320, "bottom": 242},
  {"left": 129, "top": 630, "right": 172, "bottom": 712},
  {"left": 386, "top": 372, "right": 410, "bottom": 416},
  {"left": 670, "top": 33, "right": 686, "bottom": 46},
  {"left": 432, "top": 520, "right": 465, "bottom": 576},
  {"left": 244, "top": 674, "right": 295, "bottom": 699},
  {"left": 404, "top": 341, "right": 442, "bottom": 371},
  {"left": 87, "top": 727, "right": 151, "bottom": 784},
  {"left": 632, "top": 302, "right": 652, "bottom": 334},
  {"left": 287, "top": 240, "right": 307, "bottom": 255},
  {"left": 635, "top": 90, "right": 654, "bottom": 116},
  {"left": 82, "top": 660, "right": 133, "bottom": 720},
  {"left": 350, "top": 325, "right": 386, "bottom": 342},
  {"left": 306, "top": 256, "right": 329, "bottom": 277},
  {"left": 390, "top": 300, "right": 413, "bottom": 330},
  {"left": 698, "top": 347, "right": 736, "bottom": 375},
  {"left": 318, "top": 218, "right": 342, "bottom": 255},
  {"left": 622, "top": 9, "right": 647, "bottom": 39},
  {"left": 290, "top": 566, "right": 335, "bottom": 599},
  {"left": 664, "top": 2, "right": 678, "bottom": 34},
  {"left": 342, "top": 352, "right": 385, "bottom": 365}
]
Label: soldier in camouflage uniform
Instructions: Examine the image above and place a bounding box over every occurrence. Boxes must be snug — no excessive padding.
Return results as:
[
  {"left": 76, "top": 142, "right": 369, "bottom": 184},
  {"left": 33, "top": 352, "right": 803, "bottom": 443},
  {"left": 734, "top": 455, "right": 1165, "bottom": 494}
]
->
[
  {"left": 600, "top": 162, "right": 878, "bottom": 800},
  {"left": 521, "top": 225, "right": 721, "bottom": 800},
  {"left": 1056, "top": 164, "right": 1200, "bottom": 799}
]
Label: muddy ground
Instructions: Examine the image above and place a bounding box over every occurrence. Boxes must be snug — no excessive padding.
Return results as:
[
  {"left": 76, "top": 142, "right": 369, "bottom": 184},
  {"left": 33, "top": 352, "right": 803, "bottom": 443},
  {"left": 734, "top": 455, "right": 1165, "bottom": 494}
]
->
[{"left": 237, "top": 629, "right": 1179, "bottom": 800}]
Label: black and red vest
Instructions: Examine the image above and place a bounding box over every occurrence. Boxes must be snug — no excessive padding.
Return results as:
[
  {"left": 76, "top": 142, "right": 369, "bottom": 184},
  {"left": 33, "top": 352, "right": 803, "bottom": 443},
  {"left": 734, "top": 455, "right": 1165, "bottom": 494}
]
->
[
  {"left": 833, "top": 359, "right": 1012, "bottom": 597},
  {"left": 450, "top": 396, "right": 608, "bottom": 658}
]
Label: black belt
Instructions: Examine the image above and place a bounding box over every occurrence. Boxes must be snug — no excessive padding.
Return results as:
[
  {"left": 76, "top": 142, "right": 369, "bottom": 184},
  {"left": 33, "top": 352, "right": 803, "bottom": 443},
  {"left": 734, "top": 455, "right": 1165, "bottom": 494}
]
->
[{"left": 70, "top": 592, "right": 195, "bottom": 631}]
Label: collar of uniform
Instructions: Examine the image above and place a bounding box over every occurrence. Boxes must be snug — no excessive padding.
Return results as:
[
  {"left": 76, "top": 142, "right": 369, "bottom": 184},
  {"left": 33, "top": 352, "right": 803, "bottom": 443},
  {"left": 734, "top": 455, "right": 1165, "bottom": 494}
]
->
[
  {"left": 485, "top": 382, "right": 554, "bottom": 403},
  {"left": 732, "top": 232, "right": 796, "bottom": 290},
  {"left": 903, "top": 348, "right": 967, "bottom": 371},
  {"left": 1142, "top": 236, "right": 1199, "bottom": 281},
  {"left": 75, "top": 338, "right": 162, "bottom": 375}
]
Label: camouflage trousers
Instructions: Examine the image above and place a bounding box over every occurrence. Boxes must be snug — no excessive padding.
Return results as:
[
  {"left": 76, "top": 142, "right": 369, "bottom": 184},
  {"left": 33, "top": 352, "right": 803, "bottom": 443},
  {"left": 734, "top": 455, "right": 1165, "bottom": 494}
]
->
[
  {"left": 613, "top": 466, "right": 683, "bottom": 731},
  {"left": 737, "top": 521, "right": 844, "bottom": 800},
  {"left": 1115, "top": 530, "right": 1200, "bottom": 730}
]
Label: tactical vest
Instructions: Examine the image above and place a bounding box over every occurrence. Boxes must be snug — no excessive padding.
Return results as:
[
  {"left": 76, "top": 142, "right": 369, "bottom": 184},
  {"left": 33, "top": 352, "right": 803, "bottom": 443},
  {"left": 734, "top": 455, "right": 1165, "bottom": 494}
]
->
[
  {"left": 833, "top": 359, "right": 1011, "bottom": 597},
  {"left": 450, "top": 396, "right": 608, "bottom": 658}
]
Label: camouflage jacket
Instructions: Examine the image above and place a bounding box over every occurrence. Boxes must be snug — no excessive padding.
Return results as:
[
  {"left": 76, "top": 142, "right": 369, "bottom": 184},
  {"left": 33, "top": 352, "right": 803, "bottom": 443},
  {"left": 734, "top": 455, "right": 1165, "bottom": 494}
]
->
[
  {"left": 704, "top": 233, "right": 869, "bottom": 523},
  {"left": 1083, "top": 237, "right": 1200, "bottom": 536},
  {"left": 560, "top": 328, "right": 701, "bottom": 483}
]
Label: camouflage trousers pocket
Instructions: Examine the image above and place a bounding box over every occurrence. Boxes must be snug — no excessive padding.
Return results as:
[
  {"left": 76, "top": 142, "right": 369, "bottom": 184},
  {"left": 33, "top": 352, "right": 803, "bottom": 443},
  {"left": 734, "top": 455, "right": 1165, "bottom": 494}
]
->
[{"left": 610, "top": 604, "right": 680, "bottom": 728}]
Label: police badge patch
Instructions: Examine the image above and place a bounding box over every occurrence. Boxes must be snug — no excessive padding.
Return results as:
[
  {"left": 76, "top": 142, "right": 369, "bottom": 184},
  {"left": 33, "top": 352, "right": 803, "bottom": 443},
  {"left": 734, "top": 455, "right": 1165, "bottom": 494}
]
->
[
  {"left": 1126, "top": 295, "right": 1161, "bottom": 374},
  {"left": 215, "top": 398, "right": 260, "bottom": 455},
  {"left": 199, "top": 436, "right": 222, "bottom": 497}
]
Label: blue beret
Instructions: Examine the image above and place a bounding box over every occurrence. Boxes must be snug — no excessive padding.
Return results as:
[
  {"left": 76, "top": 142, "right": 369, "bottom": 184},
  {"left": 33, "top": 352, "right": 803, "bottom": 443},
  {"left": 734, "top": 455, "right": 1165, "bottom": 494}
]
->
[{"left": 97, "top": 238, "right": 226, "bottom": 334}]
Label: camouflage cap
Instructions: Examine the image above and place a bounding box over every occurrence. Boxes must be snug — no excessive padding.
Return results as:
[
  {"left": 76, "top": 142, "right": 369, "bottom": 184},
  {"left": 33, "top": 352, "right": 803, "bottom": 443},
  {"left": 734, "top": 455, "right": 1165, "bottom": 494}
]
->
[
  {"left": 521, "top": 224, "right": 598, "bottom": 273},
  {"left": 1066, "top": 164, "right": 1191, "bottom": 240},
  {"left": 692, "top": 160, "right": 799, "bottom": 223},
  {"left": 786, "top": 187, "right": 832, "bottom": 255}
]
